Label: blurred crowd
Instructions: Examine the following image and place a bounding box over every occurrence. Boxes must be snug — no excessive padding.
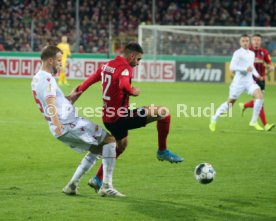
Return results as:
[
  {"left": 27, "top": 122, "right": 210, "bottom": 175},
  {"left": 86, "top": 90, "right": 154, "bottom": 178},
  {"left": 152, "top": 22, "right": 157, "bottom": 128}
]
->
[{"left": 0, "top": 0, "right": 276, "bottom": 55}]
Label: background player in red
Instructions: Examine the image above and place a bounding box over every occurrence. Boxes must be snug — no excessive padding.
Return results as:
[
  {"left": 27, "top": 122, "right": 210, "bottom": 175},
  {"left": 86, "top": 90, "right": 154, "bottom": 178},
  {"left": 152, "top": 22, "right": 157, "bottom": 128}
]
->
[
  {"left": 69, "top": 42, "right": 183, "bottom": 191},
  {"left": 239, "top": 34, "right": 275, "bottom": 131}
]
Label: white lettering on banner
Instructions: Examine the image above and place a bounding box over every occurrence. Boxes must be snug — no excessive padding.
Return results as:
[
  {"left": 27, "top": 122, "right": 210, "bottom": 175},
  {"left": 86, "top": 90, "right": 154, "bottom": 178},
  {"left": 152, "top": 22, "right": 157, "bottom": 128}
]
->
[
  {"left": 34, "top": 60, "right": 42, "bottom": 73},
  {"left": 164, "top": 64, "right": 174, "bottom": 79},
  {"left": 180, "top": 64, "right": 222, "bottom": 82},
  {"left": 9, "top": 59, "right": 19, "bottom": 75},
  {"left": 0, "top": 57, "right": 175, "bottom": 81},
  {"left": 22, "top": 60, "right": 32, "bottom": 75},
  {"left": 149, "top": 63, "right": 161, "bottom": 79},
  {"left": 0, "top": 58, "right": 42, "bottom": 76},
  {"left": 0, "top": 59, "right": 7, "bottom": 75},
  {"left": 133, "top": 61, "right": 175, "bottom": 82}
]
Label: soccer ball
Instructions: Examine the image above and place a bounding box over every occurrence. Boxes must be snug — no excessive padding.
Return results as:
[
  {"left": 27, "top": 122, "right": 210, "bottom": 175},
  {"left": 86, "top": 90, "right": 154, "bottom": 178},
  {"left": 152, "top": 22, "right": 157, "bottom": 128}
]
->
[{"left": 194, "top": 163, "right": 216, "bottom": 184}]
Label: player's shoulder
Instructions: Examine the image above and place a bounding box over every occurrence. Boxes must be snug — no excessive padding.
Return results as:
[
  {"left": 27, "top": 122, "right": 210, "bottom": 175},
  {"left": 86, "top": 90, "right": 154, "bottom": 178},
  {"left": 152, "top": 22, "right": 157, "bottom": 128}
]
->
[
  {"left": 233, "top": 48, "right": 242, "bottom": 56},
  {"left": 37, "top": 70, "right": 53, "bottom": 81},
  {"left": 260, "top": 47, "right": 269, "bottom": 54},
  {"left": 234, "top": 47, "right": 242, "bottom": 53},
  {"left": 248, "top": 50, "right": 255, "bottom": 55},
  {"left": 108, "top": 57, "right": 130, "bottom": 71}
]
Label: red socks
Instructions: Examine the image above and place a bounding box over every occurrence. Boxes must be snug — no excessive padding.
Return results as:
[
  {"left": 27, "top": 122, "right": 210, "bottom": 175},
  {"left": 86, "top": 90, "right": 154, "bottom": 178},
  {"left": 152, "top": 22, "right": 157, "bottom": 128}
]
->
[
  {"left": 96, "top": 115, "right": 171, "bottom": 181},
  {"left": 244, "top": 100, "right": 254, "bottom": 108},
  {"left": 244, "top": 100, "right": 267, "bottom": 125},
  {"left": 259, "top": 107, "right": 267, "bottom": 125},
  {"left": 96, "top": 146, "right": 122, "bottom": 181},
  {"left": 157, "top": 115, "right": 171, "bottom": 151}
]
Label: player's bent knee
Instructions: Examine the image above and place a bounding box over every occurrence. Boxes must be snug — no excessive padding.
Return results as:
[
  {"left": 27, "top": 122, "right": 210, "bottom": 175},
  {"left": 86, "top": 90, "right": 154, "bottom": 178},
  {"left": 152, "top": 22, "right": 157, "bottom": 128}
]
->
[
  {"left": 116, "top": 138, "right": 128, "bottom": 153},
  {"left": 102, "top": 142, "right": 116, "bottom": 158},
  {"left": 228, "top": 99, "right": 236, "bottom": 106},
  {"left": 103, "top": 133, "right": 116, "bottom": 144},
  {"left": 158, "top": 106, "right": 170, "bottom": 119}
]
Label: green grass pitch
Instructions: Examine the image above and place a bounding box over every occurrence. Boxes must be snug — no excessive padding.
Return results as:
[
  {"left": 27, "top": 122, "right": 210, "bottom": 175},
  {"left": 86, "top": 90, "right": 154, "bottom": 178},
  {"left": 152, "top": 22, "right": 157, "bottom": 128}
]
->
[{"left": 0, "top": 78, "right": 276, "bottom": 221}]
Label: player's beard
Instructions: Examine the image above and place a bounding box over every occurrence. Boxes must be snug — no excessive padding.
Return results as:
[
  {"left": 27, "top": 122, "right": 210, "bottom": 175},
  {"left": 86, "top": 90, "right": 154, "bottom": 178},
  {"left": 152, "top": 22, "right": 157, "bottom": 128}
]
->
[
  {"left": 52, "top": 66, "right": 58, "bottom": 75},
  {"left": 130, "top": 61, "right": 136, "bottom": 67}
]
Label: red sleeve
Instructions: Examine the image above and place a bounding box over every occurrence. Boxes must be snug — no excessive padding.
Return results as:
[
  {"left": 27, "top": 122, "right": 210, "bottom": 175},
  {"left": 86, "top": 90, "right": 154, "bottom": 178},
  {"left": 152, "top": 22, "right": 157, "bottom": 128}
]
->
[
  {"left": 119, "top": 69, "right": 134, "bottom": 95},
  {"left": 264, "top": 49, "right": 272, "bottom": 64},
  {"left": 77, "top": 68, "right": 101, "bottom": 92}
]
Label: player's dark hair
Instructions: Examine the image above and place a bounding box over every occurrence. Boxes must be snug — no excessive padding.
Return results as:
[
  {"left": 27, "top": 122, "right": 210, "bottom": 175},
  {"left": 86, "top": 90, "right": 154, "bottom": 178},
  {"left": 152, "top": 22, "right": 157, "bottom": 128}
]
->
[
  {"left": 123, "top": 42, "right": 143, "bottom": 55},
  {"left": 252, "top": 33, "right": 262, "bottom": 38},
  {"left": 240, "top": 34, "right": 249, "bottom": 38},
  {"left": 40, "top": 45, "right": 62, "bottom": 61}
]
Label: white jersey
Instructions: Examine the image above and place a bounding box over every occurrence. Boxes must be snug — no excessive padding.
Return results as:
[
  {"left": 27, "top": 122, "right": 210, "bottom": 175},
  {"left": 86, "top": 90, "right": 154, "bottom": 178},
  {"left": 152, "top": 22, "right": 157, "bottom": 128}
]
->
[
  {"left": 31, "top": 70, "right": 76, "bottom": 125},
  {"left": 230, "top": 47, "right": 260, "bottom": 84},
  {"left": 31, "top": 70, "right": 106, "bottom": 152},
  {"left": 228, "top": 48, "right": 260, "bottom": 99}
]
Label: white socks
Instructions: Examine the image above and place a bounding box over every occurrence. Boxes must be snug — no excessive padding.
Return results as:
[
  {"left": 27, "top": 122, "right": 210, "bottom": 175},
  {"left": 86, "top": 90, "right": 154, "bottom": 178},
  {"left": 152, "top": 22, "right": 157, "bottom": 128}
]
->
[
  {"left": 69, "top": 152, "right": 98, "bottom": 184},
  {"left": 213, "top": 101, "right": 231, "bottom": 122},
  {"left": 102, "top": 142, "right": 116, "bottom": 186},
  {"left": 250, "top": 99, "right": 264, "bottom": 123}
]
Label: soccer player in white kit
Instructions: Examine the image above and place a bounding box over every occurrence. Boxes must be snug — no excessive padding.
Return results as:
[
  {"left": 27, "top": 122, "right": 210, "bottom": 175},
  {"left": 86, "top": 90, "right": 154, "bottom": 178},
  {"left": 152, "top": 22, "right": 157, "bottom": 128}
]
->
[
  {"left": 209, "top": 34, "right": 264, "bottom": 131},
  {"left": 31, "top": 45, "right": 124, "bottom": 197}
]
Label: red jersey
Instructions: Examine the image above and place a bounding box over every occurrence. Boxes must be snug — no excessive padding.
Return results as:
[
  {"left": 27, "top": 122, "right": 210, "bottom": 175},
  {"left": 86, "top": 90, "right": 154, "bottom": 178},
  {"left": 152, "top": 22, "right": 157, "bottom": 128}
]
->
[
  {"left": 249, "top": 46, "right": 272, "bottom": 77},
  {"left": 78, "top": 56, "right": 135, "bottom": 123}
]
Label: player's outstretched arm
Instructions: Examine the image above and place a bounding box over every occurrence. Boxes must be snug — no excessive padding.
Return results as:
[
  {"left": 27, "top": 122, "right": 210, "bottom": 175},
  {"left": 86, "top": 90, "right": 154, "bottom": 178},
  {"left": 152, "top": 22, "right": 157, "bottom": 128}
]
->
[
  {"left": 67, "top": 68, "right": 102, "bottom": 103},
  {"left": 66, "top": 89, "right": 82, "bottom": 104}
]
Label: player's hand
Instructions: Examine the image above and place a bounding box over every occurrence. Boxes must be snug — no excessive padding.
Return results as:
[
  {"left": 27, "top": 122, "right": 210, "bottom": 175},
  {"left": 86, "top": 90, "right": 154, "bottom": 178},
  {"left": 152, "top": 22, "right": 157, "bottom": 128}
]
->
[
  {"left": 268, "top": 64, "right": 275, "bottom": 72},
  {"left": 132, "top": 87, "right": 140, "bottom": 96},
  {"left": 54, "top": 124, "right": 64, "bottom": 136},
  {"left": 67, "top": 88, "right": 82, "bottom": 104},
  {"left": 259, "top": 76, "right": 265, "bottom": 81},
  {"left": 247, "top": 66, "right": 253, "bottom": 72}
]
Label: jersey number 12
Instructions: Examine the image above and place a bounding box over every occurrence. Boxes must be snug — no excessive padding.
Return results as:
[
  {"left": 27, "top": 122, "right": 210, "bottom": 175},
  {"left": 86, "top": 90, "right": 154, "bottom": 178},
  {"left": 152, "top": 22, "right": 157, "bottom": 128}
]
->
[{"left": 101, "top": 73, "right": 111, "bottom": 101}]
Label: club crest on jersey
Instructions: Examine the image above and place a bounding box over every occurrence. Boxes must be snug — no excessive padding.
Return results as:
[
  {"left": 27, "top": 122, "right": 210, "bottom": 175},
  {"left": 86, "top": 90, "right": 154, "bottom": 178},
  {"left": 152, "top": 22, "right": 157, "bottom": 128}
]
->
[
  {"left": 47, "top": 84, "right": 52, "bottom": 92},
  {"left": 121, "top": 69, "right": 129, "bottom": 76}
]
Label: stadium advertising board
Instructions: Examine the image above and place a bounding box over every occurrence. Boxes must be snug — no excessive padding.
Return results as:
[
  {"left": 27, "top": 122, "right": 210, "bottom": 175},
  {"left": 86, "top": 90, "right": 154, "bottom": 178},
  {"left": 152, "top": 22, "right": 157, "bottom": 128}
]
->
[
  {"left": 176, "top": 62, "right": 225, "bottom": 83},
  {"left": 225, "top": 62, "right": 276, "bottom": 85},
  {"left": 133, "top": 60, "right": 176, "bottom": 82},
  {"left": 0, "top": 57, "right": 42, "bottom": 77},
  {"left": 0, "top": 57, "right": 176, "bottom": 82},
  {"left": 0, "top": 57, "right": 109, "bottom": 79}
]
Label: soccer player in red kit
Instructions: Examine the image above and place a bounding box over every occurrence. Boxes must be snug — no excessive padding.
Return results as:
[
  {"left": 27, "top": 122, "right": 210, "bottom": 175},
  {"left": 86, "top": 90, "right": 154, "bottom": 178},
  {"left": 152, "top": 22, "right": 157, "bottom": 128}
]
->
[
  {"left": 69, "top": 42, "right": 183, "bottom": 192},
  {"left": 239, "top": 34, "right": 275, "bottom": 131}
]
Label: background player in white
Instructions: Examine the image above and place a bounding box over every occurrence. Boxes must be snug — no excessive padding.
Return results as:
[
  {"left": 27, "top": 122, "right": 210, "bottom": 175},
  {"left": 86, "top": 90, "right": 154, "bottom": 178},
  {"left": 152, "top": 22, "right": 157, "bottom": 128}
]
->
[
  {"left": 31, "top": 45, "right": 124, "bottom": 197},
  {"left": 209, "top": 34, "right": 264, "bottom": 131}
]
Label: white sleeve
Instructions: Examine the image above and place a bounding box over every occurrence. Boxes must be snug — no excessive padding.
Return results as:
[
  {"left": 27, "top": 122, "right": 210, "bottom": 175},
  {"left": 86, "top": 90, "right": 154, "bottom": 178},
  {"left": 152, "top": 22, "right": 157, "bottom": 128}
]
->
[
  {"left": 43, "top": 77, "right": 57, "bottom": 99},
  {"left": 252, "top": 66, "right": 260, "bottom": 79},
  {"left": 229, "top": 51, "right": 247, "bottom": 73}
]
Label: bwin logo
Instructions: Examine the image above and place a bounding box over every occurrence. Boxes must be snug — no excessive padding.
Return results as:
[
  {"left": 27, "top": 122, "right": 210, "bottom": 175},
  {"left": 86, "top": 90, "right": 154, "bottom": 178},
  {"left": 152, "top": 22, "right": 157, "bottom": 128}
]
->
[{"left": 180, "top": 64, "right": 222, "bottom": 82}]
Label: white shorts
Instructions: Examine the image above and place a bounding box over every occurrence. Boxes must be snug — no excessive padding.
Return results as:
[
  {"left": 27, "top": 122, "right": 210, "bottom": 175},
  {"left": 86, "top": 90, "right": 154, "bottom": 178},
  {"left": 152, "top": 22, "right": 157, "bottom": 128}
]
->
[
  {"left": 50, "top": 117, "right": 107, "bottom": 153},
  {"left": 229, "top": 81, "right": 260, "bottom": 100}
]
